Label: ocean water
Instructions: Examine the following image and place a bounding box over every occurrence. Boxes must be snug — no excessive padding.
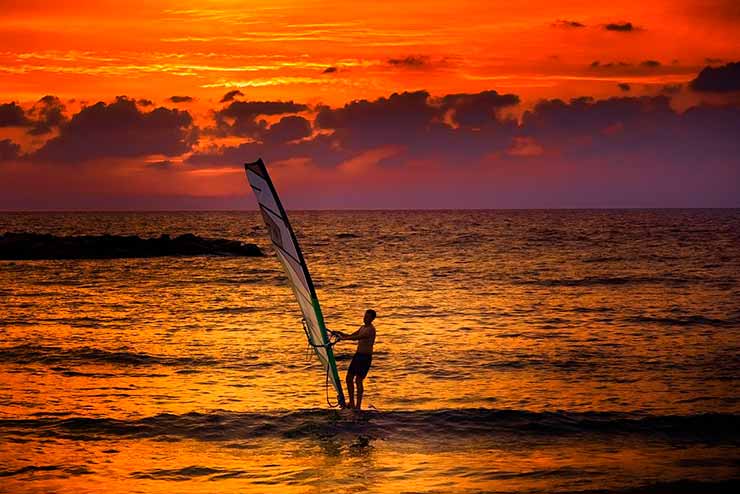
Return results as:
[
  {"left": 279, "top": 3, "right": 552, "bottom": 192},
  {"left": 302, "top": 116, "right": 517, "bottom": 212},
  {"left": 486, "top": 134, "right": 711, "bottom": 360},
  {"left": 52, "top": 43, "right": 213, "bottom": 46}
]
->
[{"left": 0, "top": 210, "right": 738, "bottom": 493}]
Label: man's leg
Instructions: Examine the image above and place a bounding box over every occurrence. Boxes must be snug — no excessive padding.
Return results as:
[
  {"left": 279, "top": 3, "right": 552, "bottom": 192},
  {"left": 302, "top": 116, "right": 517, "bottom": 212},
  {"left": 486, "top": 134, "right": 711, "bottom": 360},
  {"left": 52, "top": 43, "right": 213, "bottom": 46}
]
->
[
  {"left": 355, "top": 376, "right": 364, "bottom": 410},
  {"left": 346, "top": 371, "right": 355, "bottom": 408}
]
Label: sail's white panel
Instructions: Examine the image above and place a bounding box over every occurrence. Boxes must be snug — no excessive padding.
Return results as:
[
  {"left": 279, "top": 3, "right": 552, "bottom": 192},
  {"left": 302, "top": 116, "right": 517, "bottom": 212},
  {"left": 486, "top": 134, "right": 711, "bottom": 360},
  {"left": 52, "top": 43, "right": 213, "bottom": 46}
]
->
[
  {"left": 268, "top": 221, "right": 333, "bottom": 380},
  {"left": 246, "top": 169, "right": 281, "bottom": 218},
  {"left": 259, "top": 207, "right": 306, "bottom": 286},
  {"left": 275, "top": 249, "right": 313, "bottom": 309},
  {"left": 244, "top": 160, "right": 344, "bottom": 405}
]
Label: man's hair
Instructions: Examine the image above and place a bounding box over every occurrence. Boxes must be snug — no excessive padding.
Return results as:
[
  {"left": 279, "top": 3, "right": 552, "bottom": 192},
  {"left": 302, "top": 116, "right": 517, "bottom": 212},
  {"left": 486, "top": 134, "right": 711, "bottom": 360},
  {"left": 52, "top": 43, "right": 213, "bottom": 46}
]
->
[{"left": 365, "top": 309, "right": 377, "bottom": 320}]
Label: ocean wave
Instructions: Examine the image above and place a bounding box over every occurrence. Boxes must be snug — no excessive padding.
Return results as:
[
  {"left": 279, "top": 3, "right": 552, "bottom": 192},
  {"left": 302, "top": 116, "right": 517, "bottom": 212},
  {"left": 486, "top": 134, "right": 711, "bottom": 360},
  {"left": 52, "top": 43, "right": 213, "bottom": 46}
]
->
[
  {"left": 518, "top": 276, "right": 699, "bottom": 287},
  {"left": 624, "top": 315, "right": 739, "bottom": 327},
  {"left": 2, "top": 408, "right": 737, "bottom": 443},
  {"left": 131, "top": 465, "right": 236, "bottom": 481},
  {"left": 0, "top": 465, "right": 93, "bottom": 478},
  {"left": 570, "top": 478, "right": 740, "bottom": 494},
  {"left": 377, "top": 234, "right": 407, "bottom": 242},
  {"left": 202, "top": 306, "right": 257, "bottom": 314},
  {"left": 0, "top": 344, "right": 218, "bottom": 368},
  {"left": 580, "top": 256, "right": 627, "bottom": 263},
  {"left": 572, "top": 306, "right": 613, "bottom": 313}
]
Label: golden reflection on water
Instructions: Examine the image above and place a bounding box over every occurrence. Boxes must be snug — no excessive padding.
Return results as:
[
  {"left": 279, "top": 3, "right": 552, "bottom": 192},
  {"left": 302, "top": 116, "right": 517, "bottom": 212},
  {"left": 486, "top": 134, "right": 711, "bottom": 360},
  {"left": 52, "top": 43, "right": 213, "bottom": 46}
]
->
[
  {"left": 3, "top": 434, "right": 738, "bottom": 494},
  {"left": 1, "top": 210, "right": 739, "bottom": 492}
]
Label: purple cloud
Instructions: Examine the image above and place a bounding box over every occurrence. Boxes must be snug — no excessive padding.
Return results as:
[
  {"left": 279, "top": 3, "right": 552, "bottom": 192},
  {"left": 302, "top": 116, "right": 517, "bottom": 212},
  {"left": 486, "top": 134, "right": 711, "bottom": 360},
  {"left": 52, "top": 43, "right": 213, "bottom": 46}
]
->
[
  {"left": 28, "top": 95, "right": 67, "bottom": 135},
  {"left": 0, "top": 139, "right": 20, "bottom": 161},
  {"left": 213, "top": 100, "right": 308, "bottom": 137},
  {"left": 604, "top": 22, "right": 637, "bottom": 32},
  {"left": 552, "top": 20, "right": 585, "bottom": 28},
  {"left": 690, "top": 61, "right": 740, "bottom": 93},
  {"left": 387, "top": 56, "right": 430, "bottom": 68},
  {"left": 31, "top": 96, "right": 197, "bottom": 163},
  {"left": 168, "top": 95, "right": 194, "bottom": 103},
  {"left": 0, "top": 102, "right": 30, "bottom": 127},
  {"left": 220, "top": 90, "right": 244, "bottom": 103}
]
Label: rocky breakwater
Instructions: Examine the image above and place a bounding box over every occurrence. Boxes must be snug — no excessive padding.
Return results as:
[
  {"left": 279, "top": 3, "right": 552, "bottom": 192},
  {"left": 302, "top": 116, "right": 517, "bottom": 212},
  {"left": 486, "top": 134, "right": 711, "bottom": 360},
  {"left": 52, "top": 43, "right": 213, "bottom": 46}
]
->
[{"left": 0, "top": 232, "right": 263, "bottom": 260}]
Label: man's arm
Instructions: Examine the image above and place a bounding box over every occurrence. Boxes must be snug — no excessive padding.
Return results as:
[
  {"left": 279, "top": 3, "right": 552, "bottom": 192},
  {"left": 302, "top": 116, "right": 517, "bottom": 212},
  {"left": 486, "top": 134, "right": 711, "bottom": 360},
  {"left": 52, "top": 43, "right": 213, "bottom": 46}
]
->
[
  {"left": 329, "top": 329, "right": 349, "bottom": 338},
  {"left": 333, "top": 326, "right": 368, "bottom": 341}
]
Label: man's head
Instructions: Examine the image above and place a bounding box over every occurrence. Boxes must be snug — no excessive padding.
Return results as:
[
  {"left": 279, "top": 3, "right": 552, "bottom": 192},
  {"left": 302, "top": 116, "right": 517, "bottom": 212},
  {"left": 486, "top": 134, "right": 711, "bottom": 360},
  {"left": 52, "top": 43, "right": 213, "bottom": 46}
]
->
[{"left": 364, "top": 309, "right": 377, "bottom": 324}]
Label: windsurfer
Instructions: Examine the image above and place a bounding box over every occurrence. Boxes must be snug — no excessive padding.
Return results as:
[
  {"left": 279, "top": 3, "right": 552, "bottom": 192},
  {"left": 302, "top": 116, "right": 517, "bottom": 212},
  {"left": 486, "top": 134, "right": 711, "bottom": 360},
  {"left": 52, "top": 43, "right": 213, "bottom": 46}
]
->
[{"left": 333, "top": 309, "right": 377, "bottom": 410}]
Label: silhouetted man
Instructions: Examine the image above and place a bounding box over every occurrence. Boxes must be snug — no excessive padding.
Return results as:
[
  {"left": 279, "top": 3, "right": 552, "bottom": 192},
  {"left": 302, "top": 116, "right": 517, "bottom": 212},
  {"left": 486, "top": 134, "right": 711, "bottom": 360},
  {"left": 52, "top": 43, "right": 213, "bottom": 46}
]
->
[{"left": 333, "top": 309, "right": 377, "bottom": 410}]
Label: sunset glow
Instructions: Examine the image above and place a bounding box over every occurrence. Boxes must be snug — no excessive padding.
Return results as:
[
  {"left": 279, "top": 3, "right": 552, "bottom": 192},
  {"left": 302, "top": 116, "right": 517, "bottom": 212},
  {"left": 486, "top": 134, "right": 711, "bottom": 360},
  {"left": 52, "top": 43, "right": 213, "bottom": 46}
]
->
[
  {"left": 2, "top": 4, "right": 739, "bottom": 491},
  {"left": 1, "top": 0, "right": 739, "bottom": 208}
]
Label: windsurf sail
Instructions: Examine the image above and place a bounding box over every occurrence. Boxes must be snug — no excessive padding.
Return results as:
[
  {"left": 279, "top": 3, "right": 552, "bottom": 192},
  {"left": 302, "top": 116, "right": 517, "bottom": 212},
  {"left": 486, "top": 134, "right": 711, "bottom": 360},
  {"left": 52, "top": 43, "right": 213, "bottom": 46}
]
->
[{"left": 244, "top": 158, "right": 346, "bottom": 408}]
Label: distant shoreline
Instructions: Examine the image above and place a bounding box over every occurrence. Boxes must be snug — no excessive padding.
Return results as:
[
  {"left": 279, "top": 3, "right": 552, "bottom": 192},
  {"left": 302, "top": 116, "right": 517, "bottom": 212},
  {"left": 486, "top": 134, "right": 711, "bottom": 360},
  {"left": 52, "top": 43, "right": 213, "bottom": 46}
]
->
[{"left": 0, "top": 232, "right": 263, "bottom": 260}]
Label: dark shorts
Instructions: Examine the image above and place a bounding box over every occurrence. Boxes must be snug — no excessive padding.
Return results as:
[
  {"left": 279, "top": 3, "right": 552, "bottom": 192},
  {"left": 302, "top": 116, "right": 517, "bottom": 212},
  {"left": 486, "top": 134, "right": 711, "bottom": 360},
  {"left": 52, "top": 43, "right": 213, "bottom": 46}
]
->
[{"left": 348, "top": 353, "right": 372, "bottom": 379}]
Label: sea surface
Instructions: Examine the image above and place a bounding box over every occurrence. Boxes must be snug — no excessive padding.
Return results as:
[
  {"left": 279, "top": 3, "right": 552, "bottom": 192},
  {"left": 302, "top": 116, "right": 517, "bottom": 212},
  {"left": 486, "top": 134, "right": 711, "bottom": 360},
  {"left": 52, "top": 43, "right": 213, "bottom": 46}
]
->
[{"left": 1, "top": 210, "right": 739, "bottom": 494}]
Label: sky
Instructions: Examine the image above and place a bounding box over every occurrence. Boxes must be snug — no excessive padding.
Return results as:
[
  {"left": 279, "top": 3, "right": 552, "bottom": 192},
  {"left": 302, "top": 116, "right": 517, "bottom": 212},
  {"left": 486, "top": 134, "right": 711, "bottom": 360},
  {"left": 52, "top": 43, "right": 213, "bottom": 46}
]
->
[{"left": 1, "top": 0, "right": 739, "bottom": 209}]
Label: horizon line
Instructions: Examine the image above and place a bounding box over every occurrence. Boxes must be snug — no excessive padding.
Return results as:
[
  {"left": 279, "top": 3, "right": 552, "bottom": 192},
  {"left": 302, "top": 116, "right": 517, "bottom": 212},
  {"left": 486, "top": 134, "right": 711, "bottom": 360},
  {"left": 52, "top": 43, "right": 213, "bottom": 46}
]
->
[{"left": 1, "top": 207, "right": 739, "bottom": 213}]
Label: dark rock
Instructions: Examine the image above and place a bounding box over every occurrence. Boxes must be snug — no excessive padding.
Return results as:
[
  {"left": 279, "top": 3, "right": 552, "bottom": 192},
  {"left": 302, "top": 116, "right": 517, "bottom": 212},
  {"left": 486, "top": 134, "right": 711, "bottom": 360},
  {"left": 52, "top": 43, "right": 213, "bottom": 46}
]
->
[{"left": 0, "top": 232, "right": 263, "bottom": 260}]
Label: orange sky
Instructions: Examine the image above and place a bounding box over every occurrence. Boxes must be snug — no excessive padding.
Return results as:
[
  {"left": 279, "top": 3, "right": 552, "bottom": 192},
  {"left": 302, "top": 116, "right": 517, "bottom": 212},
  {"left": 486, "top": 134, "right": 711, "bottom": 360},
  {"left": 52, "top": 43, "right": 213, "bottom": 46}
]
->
[
  {"left": 2, "top": 0, "right": 738, "bottom": 106},
  {"left": 0, "top": 0, "right": 738, "bottom": 209}
]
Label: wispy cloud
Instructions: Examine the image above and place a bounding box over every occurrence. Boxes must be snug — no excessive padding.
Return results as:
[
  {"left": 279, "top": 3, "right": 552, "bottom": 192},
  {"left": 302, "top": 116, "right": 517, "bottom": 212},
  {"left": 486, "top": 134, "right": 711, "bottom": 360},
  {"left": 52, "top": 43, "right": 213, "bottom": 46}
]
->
[{"left": 201, "top": 76, "right": 352, "bottom": 88}]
